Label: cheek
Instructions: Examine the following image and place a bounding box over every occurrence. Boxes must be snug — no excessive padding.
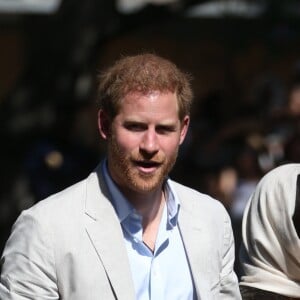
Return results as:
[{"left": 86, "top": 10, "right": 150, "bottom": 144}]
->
[
  {"left": 113, "top": 130, "right": 141, "bottom": 152},
  {"left": 159, "top": 138, "right": 180, "bottom": 155}
]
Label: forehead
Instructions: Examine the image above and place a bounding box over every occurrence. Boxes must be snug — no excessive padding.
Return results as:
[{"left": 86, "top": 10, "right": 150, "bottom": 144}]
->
[{"left": 120, "top": 90, "right": 179, "bottom": 114}]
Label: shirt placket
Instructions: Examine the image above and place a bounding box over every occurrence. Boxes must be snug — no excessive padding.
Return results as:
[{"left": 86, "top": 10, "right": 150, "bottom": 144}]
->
[{"left": 149, "top": 204, "right": 170, "bottom": 300}]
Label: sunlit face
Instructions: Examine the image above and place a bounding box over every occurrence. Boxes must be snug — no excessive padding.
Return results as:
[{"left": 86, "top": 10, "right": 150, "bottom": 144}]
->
[{"left": 98, "top": 91, "right": 189, "bottom": 194}]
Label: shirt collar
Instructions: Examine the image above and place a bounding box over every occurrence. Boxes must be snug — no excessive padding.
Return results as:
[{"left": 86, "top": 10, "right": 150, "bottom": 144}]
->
[
  {"left": 101, "top": 159, "right": 133, "bottom": 222},
  {"left": 101, "top": 159, "right": 180, "bottom": 228}
]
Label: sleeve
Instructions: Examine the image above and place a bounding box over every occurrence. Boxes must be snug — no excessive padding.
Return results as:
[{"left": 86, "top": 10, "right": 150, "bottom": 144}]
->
[
  {"left": 219, "top": 211, "right": 242, "bottom": 299},
  {"left": 0, "top": 209, "right": 59, "bottom": 300}
]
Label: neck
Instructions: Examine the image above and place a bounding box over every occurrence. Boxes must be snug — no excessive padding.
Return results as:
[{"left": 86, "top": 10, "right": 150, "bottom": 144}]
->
[
  {"left": 118, "top": 184, "right": 166, "bottom": 252},
  {"left": 140, "top": 189, "right": 165, "bottom": 228},
  {"left": 122, "top": 186, "right": 165, "bottom": 222},
  {"left": 138, "top": 189, "right": 166, "bottom": 252}
]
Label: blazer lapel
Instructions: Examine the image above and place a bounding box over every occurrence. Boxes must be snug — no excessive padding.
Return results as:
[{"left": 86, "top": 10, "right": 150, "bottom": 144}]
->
[
  {"left": 84, "top": 166, "right": 135, "bottom": 300},
  {"left": 177, "top": 190, "right": 212, "bottom": 300}
]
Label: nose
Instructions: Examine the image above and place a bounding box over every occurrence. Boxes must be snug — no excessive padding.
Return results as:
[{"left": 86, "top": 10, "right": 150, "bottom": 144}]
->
[{"left": 140, "top": 128, "right": 159, "bottom": 155}]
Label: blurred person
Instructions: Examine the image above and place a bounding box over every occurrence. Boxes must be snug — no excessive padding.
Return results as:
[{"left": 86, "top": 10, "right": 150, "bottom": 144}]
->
[
  {"left": 230, "top": 145, "right": 262, "bottom": 222},
  {"left": 267, "top": 76, "right": 300, "bottom": 147},
  {"left": 239, "top": 163, "right": 300, "bottom": 299},
  {"left": 210, "top": 166, "right": 238, "bottom": 212},
  {"left": 287, "top": 79, "right": 300, "bottom": 116},
  {"left": 0, "top": 53, "right": 241, "bottom": 299},
  {"left": 228, "top": 144, "right": 263, "bottom": 279}
]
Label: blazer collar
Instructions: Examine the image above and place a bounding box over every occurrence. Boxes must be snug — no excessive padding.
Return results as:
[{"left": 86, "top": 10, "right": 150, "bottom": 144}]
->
[{"left": 84, "top": 164, "right": 135, "bottom": 300}]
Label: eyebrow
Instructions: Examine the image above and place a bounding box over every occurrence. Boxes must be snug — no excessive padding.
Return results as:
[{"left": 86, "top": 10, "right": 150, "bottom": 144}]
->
[
  {"left": 123, "top": 118, "right": 178, "bottom": 127},
  {"left": 293, "top": 174, "right": 300, "bottom": 238}
]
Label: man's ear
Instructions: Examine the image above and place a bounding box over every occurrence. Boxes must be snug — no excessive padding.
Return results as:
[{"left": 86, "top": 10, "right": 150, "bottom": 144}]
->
[
  {"left": 98, "top": 109, "right": 111, "bottom": 140},
  {"left": 179, "top": 115, "right": 190, "bottom": 145}
]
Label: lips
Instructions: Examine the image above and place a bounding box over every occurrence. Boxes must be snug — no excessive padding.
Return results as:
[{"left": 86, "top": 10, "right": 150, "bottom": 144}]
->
[
  {"left": 136, "top": 160, "right": 161, "bottom": 167},
  {"left": 134, "top": 160, "right": 162, "bottom": 173}
]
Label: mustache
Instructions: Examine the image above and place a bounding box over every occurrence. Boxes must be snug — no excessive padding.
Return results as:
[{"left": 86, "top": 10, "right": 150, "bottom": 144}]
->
[
  {"left": 131, "top": 156, "right": 164, "bottom": 165},
  {"left": 134, "top": 160, "right": 163, "bottom": 166}
]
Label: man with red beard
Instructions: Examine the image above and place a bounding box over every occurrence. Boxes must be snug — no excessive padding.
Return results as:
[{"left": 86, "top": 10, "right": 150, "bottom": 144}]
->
[{"left": 0, "top": 54, "right": 241, "bottom": 299}]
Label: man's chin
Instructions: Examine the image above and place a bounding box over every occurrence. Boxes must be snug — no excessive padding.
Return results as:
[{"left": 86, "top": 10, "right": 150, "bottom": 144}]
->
[{"left": 131, "top": 178, "right": 162, "bottom": 193}]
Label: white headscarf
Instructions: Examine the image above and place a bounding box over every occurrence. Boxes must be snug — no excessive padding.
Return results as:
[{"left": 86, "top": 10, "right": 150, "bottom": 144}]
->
[{"left": 240, "top": 163, "right": 300, "bottom": 297}]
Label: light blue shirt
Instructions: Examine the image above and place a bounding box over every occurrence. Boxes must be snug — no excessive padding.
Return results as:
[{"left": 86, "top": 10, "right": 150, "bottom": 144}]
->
[{"left": 102, "top": 161, "right": 196, "bottom": 300}]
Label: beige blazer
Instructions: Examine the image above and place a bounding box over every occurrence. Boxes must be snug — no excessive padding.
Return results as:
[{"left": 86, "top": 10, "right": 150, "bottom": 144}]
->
[{"left": 0, "top": 164, "right": 241, "bottom": 299}]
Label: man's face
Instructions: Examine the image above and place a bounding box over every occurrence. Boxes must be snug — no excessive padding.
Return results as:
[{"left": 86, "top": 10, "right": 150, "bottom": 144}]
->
[{"left": 99, "top": 90, "right": 189, "bottom": 195}]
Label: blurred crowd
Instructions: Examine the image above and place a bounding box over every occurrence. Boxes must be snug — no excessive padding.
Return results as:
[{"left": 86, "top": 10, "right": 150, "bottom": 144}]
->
[{"left": 173, "top": 66, "right": 300, "bottom": 276}]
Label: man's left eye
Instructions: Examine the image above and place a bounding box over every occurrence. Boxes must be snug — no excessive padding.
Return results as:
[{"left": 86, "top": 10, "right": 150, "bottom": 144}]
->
[
  {"left": 125, "top": 124, "right": 145, "bottom": 131},
  {"left": 156, "top": 126, "right": 175, "bottom": 134}
]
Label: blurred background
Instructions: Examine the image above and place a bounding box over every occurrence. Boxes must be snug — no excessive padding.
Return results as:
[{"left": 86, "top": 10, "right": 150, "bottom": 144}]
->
[{"left": 1, "top": 0, "right": 300, "bottom": 277}]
